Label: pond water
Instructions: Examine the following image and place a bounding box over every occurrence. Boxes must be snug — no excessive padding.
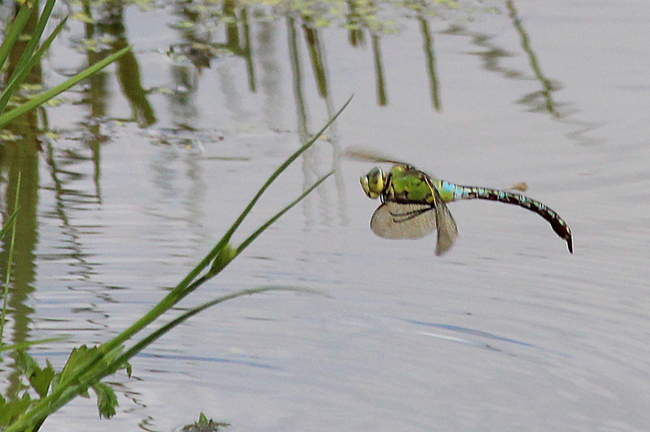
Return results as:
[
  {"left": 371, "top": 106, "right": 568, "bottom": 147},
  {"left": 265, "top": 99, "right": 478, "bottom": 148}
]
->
[{"left": 2, "top": 0, "right": 650, "bottom": 431}]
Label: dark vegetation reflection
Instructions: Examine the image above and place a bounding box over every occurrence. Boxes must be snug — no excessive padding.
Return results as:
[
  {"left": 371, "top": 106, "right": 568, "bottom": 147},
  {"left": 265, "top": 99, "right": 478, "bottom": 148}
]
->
[{"left": 1, "top": 0, "right": 42, "bottom": 399}]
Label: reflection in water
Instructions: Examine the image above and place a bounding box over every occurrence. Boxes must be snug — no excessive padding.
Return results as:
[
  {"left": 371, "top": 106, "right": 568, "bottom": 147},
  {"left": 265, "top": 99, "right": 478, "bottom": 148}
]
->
[
  {"left": 81, "top": 0, "right": 109, "bottom": 199},
  {"left": 71, "top": 0, "right": 156, "bottom": 138},
  {"left": 371, "top": 33, "right": 388, "bottom": 106},
  {"left": 506, "top": 0, "right": 560, "bottom": 118},
  {"left": 1, "top": 3, "right": 42, "bottom": 400},
  {"left": 98, "top": 1, "right": 156, "bottom": 127},
  {"left": 345, "top": 0, "right": 365, "bottom": 47},
  {"left": 439, "top": 1, "right": 567, "bottom": 121},
  {"left": 169, "top": 64, "right": 201, "bottom": 124},
  {"left": 41, "top": 0, "right": 583, "bottom": 139},
  {"left": 223, "top": 2, "right": 255, "bottom": 91},
  {"left": 443, "top": 23, "right": 547, "bottom": 108},
  {"left": 417, "top": 16, "right": 440, "bottom": 111},
  {"left": 160, "top": 1, "right": 458, "bottom": 114},
  {"left": 39, "top": 0, "right": 585, "bottom": 138},
  {"left": 257, "top": 20, "right": 284, "bottom": 132},
  {"left": 302, "top": 22, "right": 329, "bottom": 99},
  {"left": 286, "top": 16, "right": 335, "bottom": 230},
  {"left": 1, "top": 118, "right": 40, "bottom": 399},
  {"left": 168, "top": 2, "right": 258, "bottom": 127},
  {"left": 404, "top": 318, "right": 574, "bottom": 358},
  {"left": 287, "top": 16, "right": 309, "bottom": 144}
]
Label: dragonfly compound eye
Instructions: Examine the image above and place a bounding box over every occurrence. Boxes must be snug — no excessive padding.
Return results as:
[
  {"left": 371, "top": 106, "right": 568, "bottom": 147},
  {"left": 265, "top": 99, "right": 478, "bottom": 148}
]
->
[{"left": 360, "top": 167, "right": 385, "bottom": 199}]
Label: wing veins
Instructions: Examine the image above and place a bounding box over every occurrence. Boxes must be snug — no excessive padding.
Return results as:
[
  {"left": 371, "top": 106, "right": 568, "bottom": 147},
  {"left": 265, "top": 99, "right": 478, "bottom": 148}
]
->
[{"left": 389, "top": 206, "right": 434, "bottom": 223}]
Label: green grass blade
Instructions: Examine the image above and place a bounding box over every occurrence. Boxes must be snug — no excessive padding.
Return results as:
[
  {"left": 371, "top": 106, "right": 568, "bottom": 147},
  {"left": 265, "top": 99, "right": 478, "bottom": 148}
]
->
[
  {"left": 201, "top": 171, "right": 332, "bottom": 279},
  {"left": 0, "top": 208, "right": 19, "bottom": 241},
  {"left": 7, "top": 0, "right": 58, "bottom": 84},
  {"left": 235, "top": 171, "right": 333, "bottom": 259},
  {"left": 0, "top": 337, "right": 67, "bottom": 353},
  {"left": 223, "top": 96, "right": 352, "bottom": 245},
  {"left": 5, "top": 287, "right": 321, "bottom": 432},
  {"left": 178, "top": 95, "right": 354, "bottom": 289},
  {"left": 3, "top": 100, "right": 350, "bottom": 432},
  {"left": 0, "top": 46, "right": 131, "bottom": 128},
  {"left": 0, "top": 1, "right": 33, "bottom": 74},
  {"left": 0, "top": 16, "right": 69, "bottom": 115},
  {"left": 71, "top": 100, "right": 349, "bottom": 382},
  {"left": 111, "top": 286, "right": 323, "bottom": 371}
]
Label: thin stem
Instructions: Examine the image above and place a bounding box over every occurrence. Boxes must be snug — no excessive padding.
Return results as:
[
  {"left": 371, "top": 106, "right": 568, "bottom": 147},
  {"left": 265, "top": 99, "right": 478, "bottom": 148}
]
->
[{"left": 0, "top": 173, "right": 20, "bottom": 342}]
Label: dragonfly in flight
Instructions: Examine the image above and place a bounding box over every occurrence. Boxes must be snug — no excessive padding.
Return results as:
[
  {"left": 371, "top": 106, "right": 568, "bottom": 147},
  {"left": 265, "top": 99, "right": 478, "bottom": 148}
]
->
[{"left": 352, "top": 152, "right": 573, "bottom": 256}]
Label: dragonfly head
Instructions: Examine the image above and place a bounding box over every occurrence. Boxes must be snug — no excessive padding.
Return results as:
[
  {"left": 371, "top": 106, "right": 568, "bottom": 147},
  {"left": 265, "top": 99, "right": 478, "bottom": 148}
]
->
[{"left": 360, "top": 167, "right": 386, "bottom": 199}]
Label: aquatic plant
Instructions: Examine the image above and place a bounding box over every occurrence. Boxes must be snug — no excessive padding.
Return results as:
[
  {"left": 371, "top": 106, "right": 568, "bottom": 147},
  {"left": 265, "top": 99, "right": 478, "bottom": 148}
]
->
[
  {"left": 0, "top": 97, "right": 350, "bottom": 431},
  {"left": 0, "top": 0, "right": 129, "bottom": 129}
]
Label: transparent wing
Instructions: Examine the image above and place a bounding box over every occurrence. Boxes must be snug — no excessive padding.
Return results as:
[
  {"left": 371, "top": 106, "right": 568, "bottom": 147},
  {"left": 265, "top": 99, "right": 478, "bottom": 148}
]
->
[
  {"left": 431, "top": 188, "right": 459, "bottom": 256},
  {"left": 370, "top": 202, "right": 437, "bottom": 240},
  {"left": 343, "top": 146, "right": 407, "bottom": 165},
  {"left": 345, "top": 147, "right": 440, "bottom": 181},
  {"left": 369, "top": 197, "right": 458, "bottom": 256}
]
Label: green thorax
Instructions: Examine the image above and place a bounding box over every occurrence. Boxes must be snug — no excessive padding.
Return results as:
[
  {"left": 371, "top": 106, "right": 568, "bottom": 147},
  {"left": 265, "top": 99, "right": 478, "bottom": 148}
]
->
[{"left": 383, "top": 164, "right": 441, "bottom": 204}]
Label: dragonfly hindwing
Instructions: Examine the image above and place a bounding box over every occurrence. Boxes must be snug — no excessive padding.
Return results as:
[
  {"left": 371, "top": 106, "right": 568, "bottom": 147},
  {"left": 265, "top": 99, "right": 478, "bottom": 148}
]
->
[
  {"left": 370, "top": 202, "right": 437, "bottom": 240},
  {"left": 431, "top": 187, "right": 458, "bottom": 256}
]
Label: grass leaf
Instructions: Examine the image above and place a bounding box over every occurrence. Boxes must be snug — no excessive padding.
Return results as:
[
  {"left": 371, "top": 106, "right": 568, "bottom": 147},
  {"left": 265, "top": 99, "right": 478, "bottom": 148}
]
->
[
  {"left": 0, "top": 2, "right": 33, "bottom": 76},
  {"left": 0, "top": 46, "right": 131, "bottom": 128}
]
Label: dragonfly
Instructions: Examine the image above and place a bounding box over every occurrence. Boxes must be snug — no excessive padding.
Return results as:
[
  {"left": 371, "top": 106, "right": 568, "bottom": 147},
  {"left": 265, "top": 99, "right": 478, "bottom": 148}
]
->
[{"left": 357, "top": 159, "right": 573, "bottom": 256}]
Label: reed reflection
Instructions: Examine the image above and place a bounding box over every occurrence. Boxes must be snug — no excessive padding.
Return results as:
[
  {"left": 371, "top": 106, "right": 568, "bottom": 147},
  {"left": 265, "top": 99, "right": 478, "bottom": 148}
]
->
[{"left": 1, "top": 0, "right": 43, "bottom": 399}]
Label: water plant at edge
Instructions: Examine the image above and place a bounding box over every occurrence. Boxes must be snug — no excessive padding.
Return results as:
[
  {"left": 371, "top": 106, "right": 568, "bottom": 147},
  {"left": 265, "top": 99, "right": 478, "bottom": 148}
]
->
[
  {"left": 0, "top": 97, "right": 351, "bottom": 432},
  {"left": 0, "top": 0, "right": 130, "bottom": 129}
]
